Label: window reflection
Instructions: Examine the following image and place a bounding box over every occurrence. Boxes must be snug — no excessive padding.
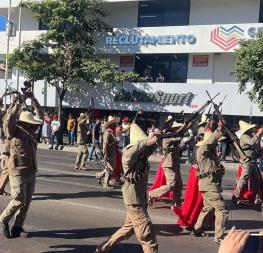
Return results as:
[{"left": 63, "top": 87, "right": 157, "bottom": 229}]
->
[
  {"left": 135, "top": 54, "right": 188, "bottom": 83},
  {"left": 138, "top": 0, "right": 190, "bottom": 27}
]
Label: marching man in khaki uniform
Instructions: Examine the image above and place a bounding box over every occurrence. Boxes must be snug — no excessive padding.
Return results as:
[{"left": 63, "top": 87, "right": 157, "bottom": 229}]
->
[
  {"left": 233, "top": 120, "right": 263, "bottom": 204},
  {"left": 95, "top": 123, "right": 159, "bottom": 253},
  {"left": 0, "top": 95, "right": 19, "bottom": 196},
  {"left": 148, "top": 121, "right": 183, "bottom": 208},
  {"left": 75, "top": 113, "right": 89, "bottom": 170},
  {"left": 96, "top": 116, "right": 119, "bottom": 188},
  {"left": 192, "top": 122, "right": 229, "bottom": 244},
  {"left": 0, "top": 91, "right": 43, "bottom": 238}
]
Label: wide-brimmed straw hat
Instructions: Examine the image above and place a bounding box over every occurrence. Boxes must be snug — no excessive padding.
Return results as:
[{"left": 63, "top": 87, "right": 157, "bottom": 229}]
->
[
  {"left": 18, "top": 111, "right": 42, "bottom": 125},
  {"left": 171, "top": 121, "right": 183, "bottom": 129},
  {"left": 239, "top": 120, "right": 256, "bottom": 136},
  {"left": 196, "top": 130, "right": 212, "bottom": 147},
  {"left": 104, "top": 115, "right": 120, "bottom": 129},
  {"left": 198, "top": 114, "right": 208, "bottom": 126},
  {"left": 130, "top": 123, "right": 147, "bottom": 145}
]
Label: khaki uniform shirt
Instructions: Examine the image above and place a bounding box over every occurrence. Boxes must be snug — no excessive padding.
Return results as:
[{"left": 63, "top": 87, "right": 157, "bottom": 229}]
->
[
  {"left": 122, "top": 139, "right": 155, "bottom": 206},
  {"left": 240, "top": 134, "right": 258, "bottom": 160},
  {"left": 103, "top": 129, "right": 117, "bottom": 169},
  {"left": 77, "top": 117, "right": 88, "bottom": 145},
  {"left": 162, "top": 137, "right": 181, "bottom": 170},
  {"left": 6, "top": 100, "right": 43, "bottom": 176},
  {"left": 197, "top": 129, "right": 223, "bottom": 192}
]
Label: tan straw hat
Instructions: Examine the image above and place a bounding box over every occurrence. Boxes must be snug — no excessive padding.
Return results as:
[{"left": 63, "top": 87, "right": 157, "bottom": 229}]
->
[
  {"left": 130, "top": 123, "right": 147, "bottom": 145},
  {"left": 239, "top": 120, "right": 256, "bottom": 136},
  {"left": 171, "top": 121, "right": 183, "bottom": 129},
  {"left": 196, "top": 130, "right": 212, "bottom": 147},
  {"left": 198, "top": 114, "right": 208, "bottom": 126},
  {"left": 18, "top": 111, "right": 42, "bottom": 125},
  {"left": 104, "top": 115, "right": 120, "bottom": 129}
]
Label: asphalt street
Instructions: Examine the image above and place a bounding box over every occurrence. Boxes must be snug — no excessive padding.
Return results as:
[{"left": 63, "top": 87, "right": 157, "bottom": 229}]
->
[{"left": 0, "top": 146, "right": 262, "bottom": 253}]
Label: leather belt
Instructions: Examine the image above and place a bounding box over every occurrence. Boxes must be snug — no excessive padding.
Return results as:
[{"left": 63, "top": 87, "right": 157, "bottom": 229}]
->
[
  {"left": 124, "top": 173, "right": 145, "bottom": 184},
  {"left": 198, "top": 170, "right": 223, "bottom": 179}
]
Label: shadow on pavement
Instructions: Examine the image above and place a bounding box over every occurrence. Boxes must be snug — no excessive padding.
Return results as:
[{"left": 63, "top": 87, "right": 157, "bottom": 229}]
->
[
  {"left": 30, "top": 227, "right": 119, "bottom": 239},
  {"left": 227, "top": 220, "right": 263, "bottom": 230},
  {"left": 155, "top": 224, "right": 184, "bottom": 236},
  {"left": 226, "top": 199, "right": 262, "bottom": 212},
  {"left": 32, "top": 190, "right": 122, "bottom": 201},
  {"left": 41, "top": 243, "right": 142, "bottom": 253}
]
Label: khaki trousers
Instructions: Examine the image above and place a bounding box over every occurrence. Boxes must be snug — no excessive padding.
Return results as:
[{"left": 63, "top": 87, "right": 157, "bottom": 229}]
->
[
  {"left": 99, "top": 205, "right": 158, "bottom": 253},
  {"left": 0, "top": 156, "right": 9, "bottom": 191},
  {"left": 0, "top": 173, "right": 36, "bottom": 227},
  {"left": 75, "top": 144, "right": 88, "bottom": 169},
  {"left": 149, "top": 167, "right": 183, "bottom": 205},
  {"left": 194, "top": 191, "right": 229, "bottom": 239},
  {"left": 235, "top": 163, "right": 261, "bottom": 198}
]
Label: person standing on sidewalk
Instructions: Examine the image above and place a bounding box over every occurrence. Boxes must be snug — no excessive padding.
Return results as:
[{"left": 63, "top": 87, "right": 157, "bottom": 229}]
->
[
  {"left": 75, "top": 113, "right": 89, "bottom": 170},
  {"left": 67, "top": 114, "right": 76, "bottom": 145},
  {"left": 49, "top": 115, "right": 60, "bottom": 150},
  {"left": 88, "top": 118, "right": 101, "bottom": 161},
  {"left": 0, "top": 91, "right": 43, "bottom": 238},
  {"left": 192, "top": 122, "right": 229, "bottom": 244},
  {"left": 95, "top": 123, "right": 159, "bottom": 253}
]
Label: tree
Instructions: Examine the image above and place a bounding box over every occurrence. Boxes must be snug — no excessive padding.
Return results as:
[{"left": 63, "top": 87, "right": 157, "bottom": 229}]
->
[
  {"left": 232, "top": 33, "right": 263, "bottom": 110},
  {"left": 9, "top": 0, "right": 138, "bottom": 121}
]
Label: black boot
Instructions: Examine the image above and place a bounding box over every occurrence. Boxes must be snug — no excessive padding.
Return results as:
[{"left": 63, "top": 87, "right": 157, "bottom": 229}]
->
[
  {"left": 0, "top": 222, "right": 10, "bottom": 238},
  {"left": 11, "top": 227, "right": 29, "bottom": 238}
]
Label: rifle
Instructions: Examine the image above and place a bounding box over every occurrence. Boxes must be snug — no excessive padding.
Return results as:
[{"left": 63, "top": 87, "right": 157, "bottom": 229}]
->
[
  {"left": 160, "top": 92, "right": 220, "bottom": 139},
  {"left": 206, "top": 90, "right": 248, "bottom": 162},
  {"left": 205, "top": 95, "right": 227, "bottom": 129},
  {"left": 160, "top": 110, "right": 184, "bottom": 132}
]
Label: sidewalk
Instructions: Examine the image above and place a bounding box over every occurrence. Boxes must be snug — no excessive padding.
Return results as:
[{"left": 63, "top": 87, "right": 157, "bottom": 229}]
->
[{"left": 38, "top": 143, "right": 239, "bottom": 171}]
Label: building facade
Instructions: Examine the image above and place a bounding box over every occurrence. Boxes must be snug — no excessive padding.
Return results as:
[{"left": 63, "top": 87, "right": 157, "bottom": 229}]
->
[{"left": 0, "top": 0, "right": 262, "bottom": 122}]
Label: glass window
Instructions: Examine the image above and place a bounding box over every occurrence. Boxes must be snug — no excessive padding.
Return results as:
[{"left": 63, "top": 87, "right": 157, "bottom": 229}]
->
[
  {"left": 0, "top": 16, "right": 6, "bottom": 32},
  {"left": 39, "top": 20, "right": 48, "bottom": 30},
  {"left": 259, "top": 0, "right": 263, "bottom": 23},
  {"left": 138, "top": 0, "right": 190, "bottom": 27},
  {"left": 135, "top": 54, "right": 189, "bottom": 83}
]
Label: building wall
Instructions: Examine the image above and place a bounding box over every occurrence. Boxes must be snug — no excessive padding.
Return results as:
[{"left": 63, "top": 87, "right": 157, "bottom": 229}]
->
[
  {"left": 103, "top": 1, "right": 138, "bottom": 28},
  {"left": 213, "top": 53, "right": 236, "bottom": 83},
  {"left": 187, "top": 54, "right": 213, "bottom": 84},
  {"left": 190, "top": 0, "right": 260, "bottom": 25}
]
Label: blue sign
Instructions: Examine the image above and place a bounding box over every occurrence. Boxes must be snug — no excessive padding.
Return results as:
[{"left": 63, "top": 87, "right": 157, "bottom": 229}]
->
[
  {"left": 0, "top": 16, "right": 6, "bottom": 32},
  {"left": 106, "top": 34, "right": 197, "bottom": 46}
]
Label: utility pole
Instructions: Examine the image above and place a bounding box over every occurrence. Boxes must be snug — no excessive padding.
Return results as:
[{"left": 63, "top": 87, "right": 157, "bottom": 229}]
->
[
  {"left": 4, "top": 0, "right": 12, "bottom": 108},
  {"left": 16, "top": 2, "right": 22, "bottom": 91}
]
